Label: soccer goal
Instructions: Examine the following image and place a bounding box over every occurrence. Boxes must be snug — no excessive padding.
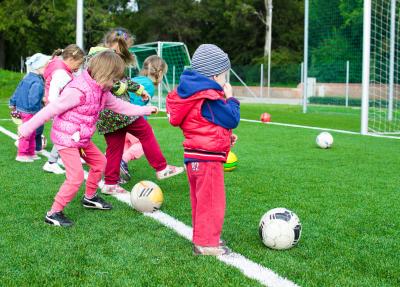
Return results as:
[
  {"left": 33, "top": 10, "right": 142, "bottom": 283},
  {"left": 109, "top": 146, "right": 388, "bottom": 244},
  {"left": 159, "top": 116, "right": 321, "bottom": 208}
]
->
[
  {"left": 129, "top": 42, "right": 191, "bottom": 110},
  {"left": 361, "top": 0, "right": 400, "bottom": 136}
]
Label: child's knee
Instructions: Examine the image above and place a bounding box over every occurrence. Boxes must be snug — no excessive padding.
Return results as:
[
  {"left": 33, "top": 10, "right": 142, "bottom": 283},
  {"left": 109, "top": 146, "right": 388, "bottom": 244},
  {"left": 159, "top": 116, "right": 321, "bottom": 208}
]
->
[{"left": 66, "top": 170, "right": 85, "bottom": 187}]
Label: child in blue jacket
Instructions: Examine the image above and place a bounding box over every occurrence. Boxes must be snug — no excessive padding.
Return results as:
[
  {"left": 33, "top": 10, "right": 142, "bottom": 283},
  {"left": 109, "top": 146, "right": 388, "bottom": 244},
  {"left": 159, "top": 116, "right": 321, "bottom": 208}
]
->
[{"left": 9, "top": 53, "right": 51, "bottom": 162}]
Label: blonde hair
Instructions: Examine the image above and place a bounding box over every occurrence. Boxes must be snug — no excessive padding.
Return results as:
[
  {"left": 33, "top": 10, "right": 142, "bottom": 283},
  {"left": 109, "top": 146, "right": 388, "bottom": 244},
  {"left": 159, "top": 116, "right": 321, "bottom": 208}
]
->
[
  {"left": 103, "top": 28, "right": 135, "bottom": 65},
  {"left": 140, "top": 55, "right": 168, "bottom": 85},
  {"left": 52, "top": 44, "right": 85, "bottom": 62},
  {"left": 88, "top": 51, "right": 125, "bottom": 85}
]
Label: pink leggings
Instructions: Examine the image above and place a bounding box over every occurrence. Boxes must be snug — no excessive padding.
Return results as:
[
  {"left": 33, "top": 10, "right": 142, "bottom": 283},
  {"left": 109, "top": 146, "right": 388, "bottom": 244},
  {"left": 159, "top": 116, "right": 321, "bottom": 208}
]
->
[
  {"left": 50, "top": 141, "right": 106, "bottom": 213},
  {"left": 18, "top": 113, "right": 35, "bottom": 156},
  {"left": 186, "top": 161, "right": 226, "bottom": 247}
]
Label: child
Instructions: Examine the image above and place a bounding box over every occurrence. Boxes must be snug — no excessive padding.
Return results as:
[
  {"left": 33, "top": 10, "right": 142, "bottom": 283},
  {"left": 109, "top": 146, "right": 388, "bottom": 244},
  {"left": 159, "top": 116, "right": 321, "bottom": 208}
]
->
[
  {"left": 166, "top": 44, "right": 240, "bottom": 256},
  {"left": 18, "top": 51, "right": 157, "bottom": 227},
  {"left": 9, "top": 53, "right": 51, "bottom": 162},
  {"left": 89, "top": 28, "right": 183, "bottom": 195},
  {"left": 120, "top": 55, "right": 168, "bottom": 182},
  {"left": 42, "top": 44, "right": 85, "bottom": 175}
]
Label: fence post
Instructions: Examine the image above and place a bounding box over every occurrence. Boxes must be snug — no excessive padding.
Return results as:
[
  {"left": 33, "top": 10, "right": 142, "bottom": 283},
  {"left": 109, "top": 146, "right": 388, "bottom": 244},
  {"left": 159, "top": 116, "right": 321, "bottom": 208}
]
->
[
  {"left": 260, "top": 64, "right": 264, "bottom": 98},
  {"left": 302, "top": 0, "right": 309, "bottom": 113},
  {"left": 345, "top": 60, "right": 349, "bottom": 107}
]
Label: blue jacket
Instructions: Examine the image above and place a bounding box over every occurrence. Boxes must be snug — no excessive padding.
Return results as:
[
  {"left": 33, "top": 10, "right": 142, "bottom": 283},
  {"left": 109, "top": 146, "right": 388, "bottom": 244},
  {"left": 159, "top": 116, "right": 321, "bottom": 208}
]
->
[
  {"left": 9, "top": 72, "right": 44, "bottom": 114},
  {"left": 177, "top": 70, "right": 240, "bottom": 129},
  {"left": 129, "top": 76, "right": 155, "bottom": 106}
]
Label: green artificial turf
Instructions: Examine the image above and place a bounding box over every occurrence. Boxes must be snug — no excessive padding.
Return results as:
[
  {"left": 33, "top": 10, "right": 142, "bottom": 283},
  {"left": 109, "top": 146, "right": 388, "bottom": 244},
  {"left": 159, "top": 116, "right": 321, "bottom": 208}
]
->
[{"left": 1, "top": 69, "right": 399, "bottom": 286}]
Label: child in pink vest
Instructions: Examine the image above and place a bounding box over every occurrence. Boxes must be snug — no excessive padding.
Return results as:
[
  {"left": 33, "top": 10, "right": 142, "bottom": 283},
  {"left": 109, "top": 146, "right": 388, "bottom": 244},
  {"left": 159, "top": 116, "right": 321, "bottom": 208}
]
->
[
  {"left": 18, "top": 51, "right": 157, "bottom": 227},
  {"left": 89, "top": 28, "right": 183, "bottom": 195},
  {"left": 42, "top": 44, "right": 85, "bottom": 175}
]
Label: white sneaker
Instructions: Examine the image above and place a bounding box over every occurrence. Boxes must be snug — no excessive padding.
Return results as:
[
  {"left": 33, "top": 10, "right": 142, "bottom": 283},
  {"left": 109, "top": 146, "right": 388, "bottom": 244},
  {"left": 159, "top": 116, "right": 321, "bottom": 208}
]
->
[
  {"left": 101, "top": 184, "right": 127, "bottom": 195},
  {"left": 156, "top": 165, "right": 184, "bottom": 180},
  {"left": 43, "top": 162, "right": 65, "bottom": 174},
  {"left": 16, "top": 156, "right": 34, "bottom": 163},
  {"left": 57, "top": 158, "right": 64, "bottom": 166},
  {"left": 31, "top": 154, "right": 41, "bottom": 160}
]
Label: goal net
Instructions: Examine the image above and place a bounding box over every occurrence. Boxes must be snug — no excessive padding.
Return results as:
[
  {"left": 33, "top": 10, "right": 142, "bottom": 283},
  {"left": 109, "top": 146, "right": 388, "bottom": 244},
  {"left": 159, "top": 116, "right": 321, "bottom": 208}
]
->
[
  {"left": 129, "top": 42, "right": 191, "bottom": 110},
  {"left": 364, "top": 0, "right": 400, "bottom": 135}
]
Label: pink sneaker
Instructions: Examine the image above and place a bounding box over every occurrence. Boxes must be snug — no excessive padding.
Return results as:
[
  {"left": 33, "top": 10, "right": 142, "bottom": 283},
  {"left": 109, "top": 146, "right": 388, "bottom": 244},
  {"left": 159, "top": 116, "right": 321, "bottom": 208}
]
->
[
  {"left": 101, "top": 184, "right": 127, "bottom": 195},
  {"left": 156, "top": 165, "right": 184, "bottom": 180}
]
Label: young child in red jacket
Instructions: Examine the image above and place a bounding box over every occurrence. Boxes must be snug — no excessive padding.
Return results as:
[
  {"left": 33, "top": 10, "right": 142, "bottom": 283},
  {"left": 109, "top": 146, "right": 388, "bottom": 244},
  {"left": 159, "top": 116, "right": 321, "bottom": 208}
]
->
[{"left": 166, "top": 44, "right": 240, "bottom": 256}]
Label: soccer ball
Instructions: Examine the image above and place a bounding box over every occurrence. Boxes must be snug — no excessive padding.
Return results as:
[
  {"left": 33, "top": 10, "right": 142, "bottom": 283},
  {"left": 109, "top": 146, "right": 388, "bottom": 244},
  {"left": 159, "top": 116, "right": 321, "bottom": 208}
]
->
[
  {"left": 259, "top": 208, "right": 302, "bottom": 250},
  {"left": 316, "top": 132, "right": 333, "bottom": 149},
  {"left": 260, "top": 112, "right": 271, "bottom": 123},
  {"left": 224, "top": 151, "right": 238, "bottom": 172},
  {"left": 130, "top": 180, "right": 163, "bottom": 213}
]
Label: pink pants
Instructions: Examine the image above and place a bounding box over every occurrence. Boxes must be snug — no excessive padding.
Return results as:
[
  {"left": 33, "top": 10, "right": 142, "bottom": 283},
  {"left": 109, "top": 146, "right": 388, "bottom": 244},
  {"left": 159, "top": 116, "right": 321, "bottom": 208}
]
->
[
  {"left": 186, "top": 161, "right": 226, "bottom": 247},
  {"left": 50, "top": 141, "right": 106, "bottom": 213},
  {"left": 18, "top": 113, "right": 35, "bottom": 156},
  {"left": 122, "top": 134, "right": 144, "bottom": 162},
  {"left": 104, "top": 117, "right": 167, "bottom": 185}
]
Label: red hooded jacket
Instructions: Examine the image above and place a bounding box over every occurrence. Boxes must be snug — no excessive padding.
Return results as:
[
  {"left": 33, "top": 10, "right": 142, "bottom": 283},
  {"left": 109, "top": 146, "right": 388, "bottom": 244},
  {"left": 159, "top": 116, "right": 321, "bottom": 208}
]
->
[{"left": 166, "top": 88, "right": 232, "bottom": 162}]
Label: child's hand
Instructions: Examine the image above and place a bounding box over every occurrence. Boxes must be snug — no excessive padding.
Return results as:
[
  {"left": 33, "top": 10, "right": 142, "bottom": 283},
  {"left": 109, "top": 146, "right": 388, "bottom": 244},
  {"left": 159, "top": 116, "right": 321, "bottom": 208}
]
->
[
  {"left": 141, "top": 90, "right": 150, "bottom": 101},
  {"left": 150, "top": 106, "right": 158, "bottom": 114},
  {"left": 230, "top": 134, "right": 238, "bottom": 146},
  {"left": 223, "top": 83, "right": 233, "bottom": 99}
]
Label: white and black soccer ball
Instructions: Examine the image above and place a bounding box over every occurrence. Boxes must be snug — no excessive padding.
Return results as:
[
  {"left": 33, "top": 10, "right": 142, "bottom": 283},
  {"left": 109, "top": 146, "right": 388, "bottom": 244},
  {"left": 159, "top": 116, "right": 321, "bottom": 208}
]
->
[
  {"left": 130, "top": 180, "right": 163, "bottom": 213},
  {"left": 316, "top": 132, "right": 333, "bottom": 149},
  {"left": 259, "top": 208, "right": 302, "bottom": 250}
]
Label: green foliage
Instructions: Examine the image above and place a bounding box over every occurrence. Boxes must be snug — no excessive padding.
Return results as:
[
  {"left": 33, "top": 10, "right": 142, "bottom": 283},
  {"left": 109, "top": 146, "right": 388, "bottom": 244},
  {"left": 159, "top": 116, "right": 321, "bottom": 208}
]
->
[
  {"left": 0, "top": 69, "right": 24, "bottom": 102},
  {"left": 0, "top": 0, "right": 305, "bottom": 70},
  {"left": 308, "top": 0, "right": 363, "bottom": 83}
]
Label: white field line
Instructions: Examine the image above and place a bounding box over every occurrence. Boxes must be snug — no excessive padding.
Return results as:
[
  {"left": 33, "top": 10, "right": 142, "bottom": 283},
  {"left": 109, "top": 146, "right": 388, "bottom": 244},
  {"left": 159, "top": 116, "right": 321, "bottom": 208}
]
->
[
  {"left": 0, "top": 125, "right": 299, "bottom": 287},
  {"left": 152, "top": 115, "right": 400, "bottom": 140},
  {"left": 150, "top": 116, "right": 400, "bottom": 139}
]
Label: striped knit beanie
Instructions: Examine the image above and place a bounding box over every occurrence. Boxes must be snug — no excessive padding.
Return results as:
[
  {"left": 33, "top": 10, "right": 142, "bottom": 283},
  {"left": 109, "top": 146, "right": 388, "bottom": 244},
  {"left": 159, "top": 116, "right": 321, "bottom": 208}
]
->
[{"left": 191, "top": 44, "right": 231, "bottom": 77}]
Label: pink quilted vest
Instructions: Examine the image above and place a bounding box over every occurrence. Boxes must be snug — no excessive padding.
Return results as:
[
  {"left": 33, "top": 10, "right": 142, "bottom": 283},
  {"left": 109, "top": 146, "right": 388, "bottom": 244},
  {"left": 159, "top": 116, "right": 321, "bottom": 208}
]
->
[
  {"left": 43, "top": 57, "right": 72, "bottom": 104},
  {"left": 51, "top": 70, "right": 107, "bottom": 148}
]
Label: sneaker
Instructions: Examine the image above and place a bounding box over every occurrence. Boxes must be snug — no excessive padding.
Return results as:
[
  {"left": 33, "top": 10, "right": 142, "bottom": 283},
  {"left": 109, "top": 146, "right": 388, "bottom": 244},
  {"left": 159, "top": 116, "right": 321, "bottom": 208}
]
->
[
  {"left": 156, "top": 165, "right": 184, "bottom": 180},
  {"left": 30, "top": 154, "right": 41, "bottom": 160},
  {"left": 44, "top": 211, "right": 73, "bottom": 227},
  {"left": 120, "top": 160, "right": 131, "bottom": 182},
  {"left": 193, "top": 245, "right": 231, "bottom": 256},
  {"left": 43, "top": 162, "right": 65, "bottom": 174},
  {"left": 15, "top": 156, "right": 34, "bottom": 163},
  {"left": 82, "top": 194, "right": 112, "bottom": 210},
  {"left": 101, "top": 184, "right": 127, "bottom": 195}
]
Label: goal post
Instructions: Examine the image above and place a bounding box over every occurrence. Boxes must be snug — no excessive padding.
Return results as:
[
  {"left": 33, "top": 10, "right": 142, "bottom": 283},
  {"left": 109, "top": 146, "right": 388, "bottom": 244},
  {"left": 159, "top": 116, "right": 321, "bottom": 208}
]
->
[{"left": 362, "top": 0, "right": 400, "bottom": 136}]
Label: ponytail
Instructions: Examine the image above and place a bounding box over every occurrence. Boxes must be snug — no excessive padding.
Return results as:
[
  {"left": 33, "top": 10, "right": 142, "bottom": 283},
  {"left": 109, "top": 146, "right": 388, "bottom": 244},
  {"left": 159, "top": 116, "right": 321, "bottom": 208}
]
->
[
  {"left": 51, "top": 48, "right": 64, "bottom": 59},
  {"left": 104, "top": 28, "right": 135, "bottom": 65},
  {"left": 51, "top": 44, "right": 84, "bottom": 61}
]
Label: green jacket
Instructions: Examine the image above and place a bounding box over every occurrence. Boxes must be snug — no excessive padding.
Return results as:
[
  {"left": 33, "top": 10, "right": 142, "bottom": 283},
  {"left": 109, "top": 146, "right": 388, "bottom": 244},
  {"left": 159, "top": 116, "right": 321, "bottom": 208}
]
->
[{"left": 86, "top": 46, "right": 144, "bottom": 134}]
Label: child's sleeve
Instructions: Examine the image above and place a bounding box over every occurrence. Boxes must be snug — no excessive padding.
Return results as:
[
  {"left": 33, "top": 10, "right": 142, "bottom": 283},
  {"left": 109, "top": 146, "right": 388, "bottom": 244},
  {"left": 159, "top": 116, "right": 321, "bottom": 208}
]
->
[
  {"left": 201, "top": 98, "right": 240, "bottom": 129},
  {"left": 104, "top": 92, "right": 154, "bottom": 117},
  {"left": 9, "top": 88, "right": 18, "bottom": 107},
  {"left": 48, "top": 70, "right": 72, "bottom": 103},
  {"left": 28, "top": 82, "right": 44, "bottom": 109},
  {"left": 18, "top": 88, "right": 81, "bottom": 138},
  {"left": 126, "top": 79, "right": 144, "bottom": 96}
]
